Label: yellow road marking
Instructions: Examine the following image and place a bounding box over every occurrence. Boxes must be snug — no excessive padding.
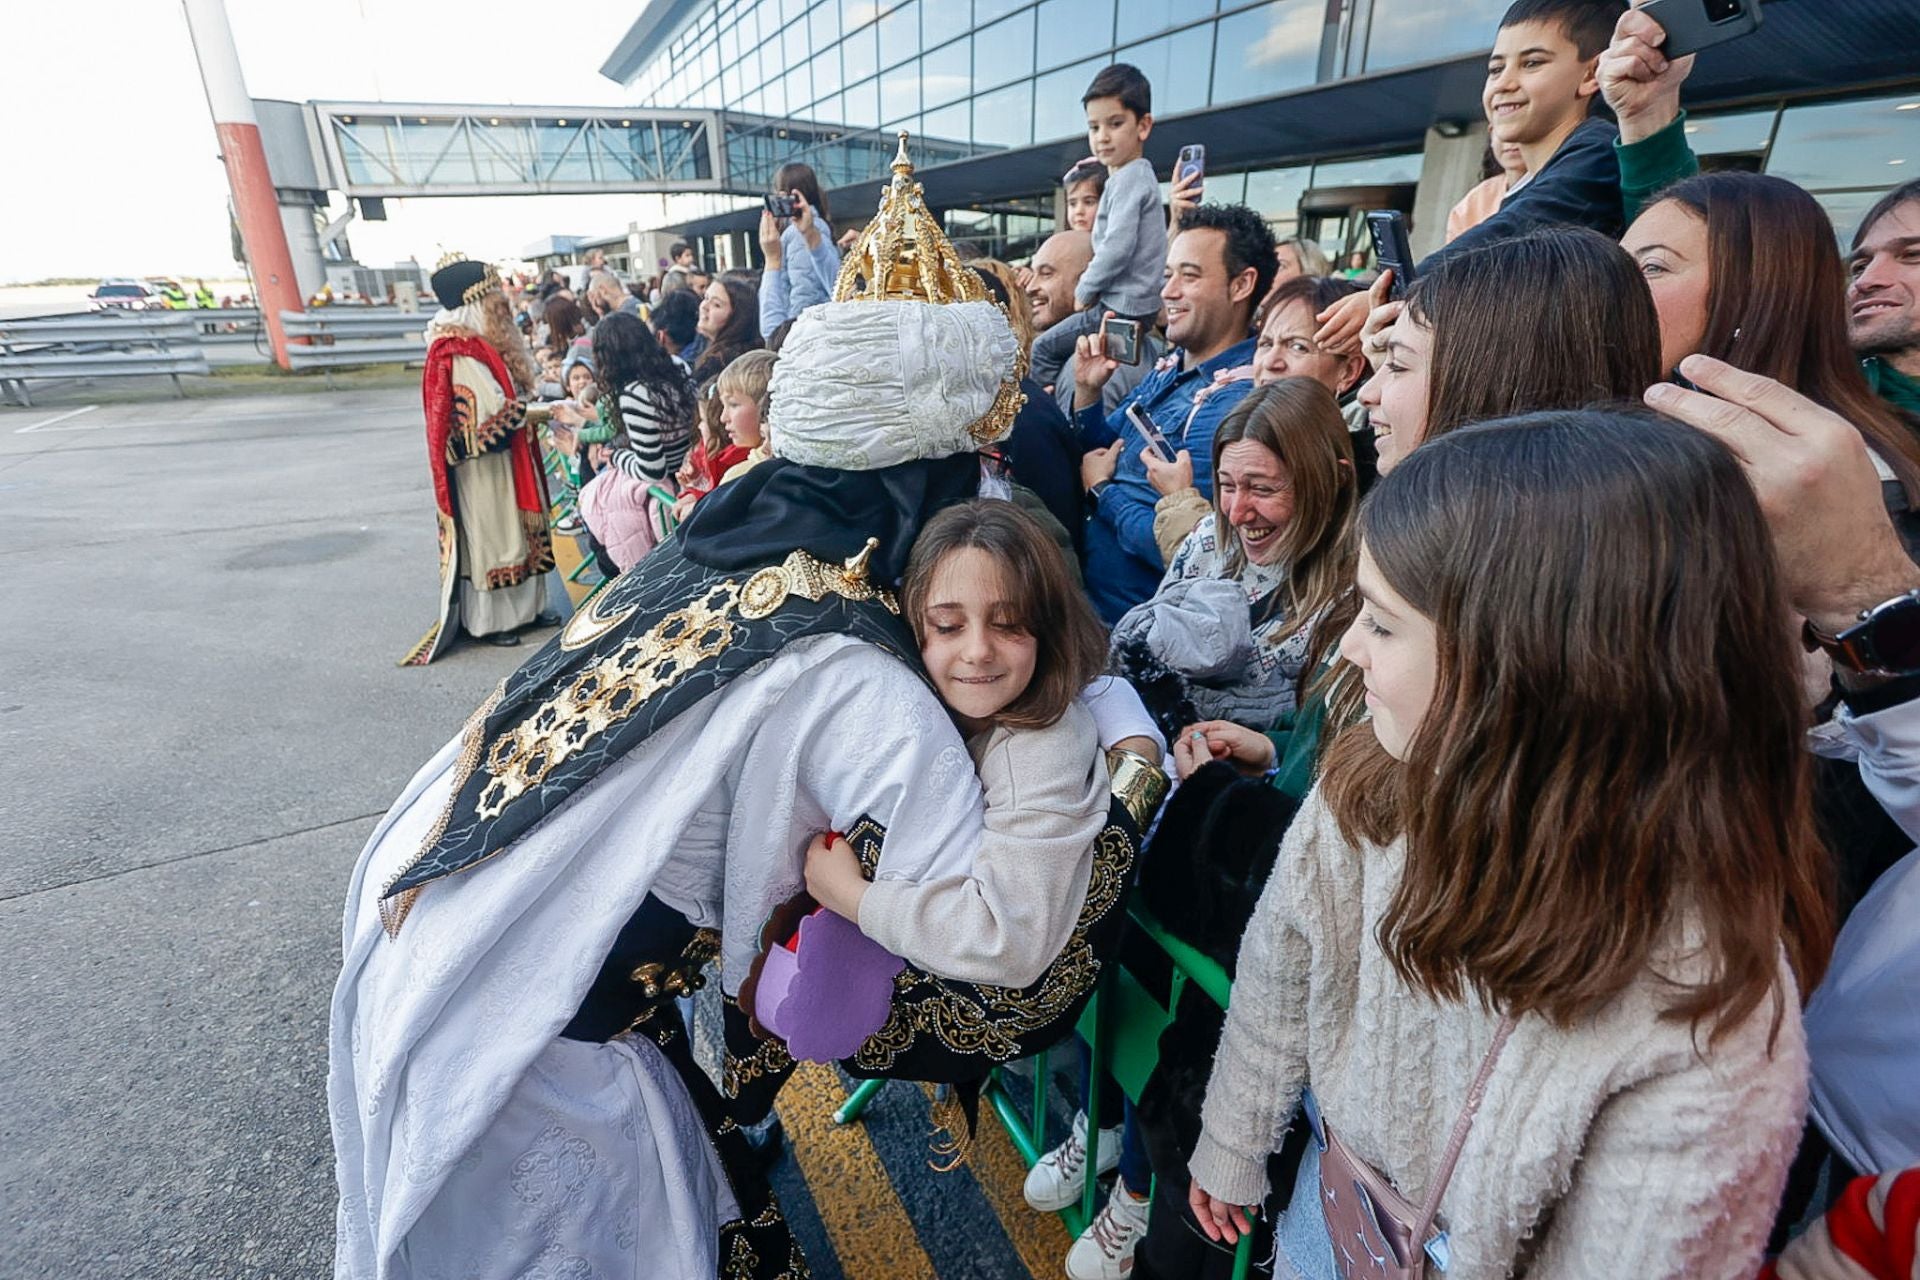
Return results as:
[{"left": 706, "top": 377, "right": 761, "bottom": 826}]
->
[
  {"left": 961, "top": 1091, "right": 1074, "bottom": 1280},
  {"left": 777, "top": 1066, "right": 938, "bottom": 1279}
]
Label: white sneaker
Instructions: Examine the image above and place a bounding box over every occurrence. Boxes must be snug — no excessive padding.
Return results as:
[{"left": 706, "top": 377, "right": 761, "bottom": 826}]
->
[
  {"left": 1064, "top": 1185, "right": 1150, "bottom": 1280},
  {"left": 1022, "top": 1109, "right": 1123, "bottom": 1213}
]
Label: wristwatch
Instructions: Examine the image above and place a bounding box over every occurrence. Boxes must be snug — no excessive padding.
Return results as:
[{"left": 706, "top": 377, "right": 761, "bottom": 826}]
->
[
  {"left": 1086, "top": 481, "right": 1111, "bottom": 507},
  {"left": 1803, "top": 588, "right": 1920, "bottom": 676}
]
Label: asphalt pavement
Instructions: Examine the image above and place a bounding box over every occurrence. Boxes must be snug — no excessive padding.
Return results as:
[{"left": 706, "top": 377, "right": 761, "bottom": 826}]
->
[
  {"left": 0, "top": 389, "right": 537, "bottom": 1277},
  {"left": 0, "top": 388, "right": 1086, "bottom": 1279}
]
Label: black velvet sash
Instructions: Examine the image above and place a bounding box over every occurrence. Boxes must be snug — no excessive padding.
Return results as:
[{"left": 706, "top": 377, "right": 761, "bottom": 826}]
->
[{"left": 384, "top": 535, "right": 920, "bottom": 902}]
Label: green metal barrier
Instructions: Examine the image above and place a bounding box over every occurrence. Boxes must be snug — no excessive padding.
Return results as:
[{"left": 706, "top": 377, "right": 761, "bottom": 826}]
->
[{"left": 838, "top": 896, "right": 1255, "bottom": 1277}]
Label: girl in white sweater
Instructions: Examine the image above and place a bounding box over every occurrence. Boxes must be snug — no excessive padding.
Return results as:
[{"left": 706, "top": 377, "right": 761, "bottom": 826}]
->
[
  {"left": 804, "top": 499, "right": 1116, "bottom": 989},
  {"left": 1189, "top": 410, "right": 1835, "bottom": 1279}
]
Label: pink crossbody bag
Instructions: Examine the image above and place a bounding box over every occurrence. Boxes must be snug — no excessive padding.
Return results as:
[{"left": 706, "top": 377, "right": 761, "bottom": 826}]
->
[{"left": 1304, "top": 1016, "right": 1516, "bottom": 1279}]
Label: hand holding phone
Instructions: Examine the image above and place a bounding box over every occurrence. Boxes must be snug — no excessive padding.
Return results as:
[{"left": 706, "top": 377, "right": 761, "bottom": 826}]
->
[
  {"left": 1365, "top": 211, "right": 1417, "bottom": 301},
  {"left": 1100, "top": 315, "right": 1144, "bottom": 366},
  {"left": 1635, "top": 0, "right": 1763, "bottom": 58},
  {"left": 1126, "top": 403, "right": 1175, "bottom": 464},
  {"left": 1175, "top": 145, "right": 1206, "bottom": 193}
]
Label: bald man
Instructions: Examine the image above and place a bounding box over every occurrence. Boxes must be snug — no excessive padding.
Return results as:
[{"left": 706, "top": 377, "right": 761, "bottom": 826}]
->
[{"left": 1028, "top": 229, "right": 1162, "bottom": 417}]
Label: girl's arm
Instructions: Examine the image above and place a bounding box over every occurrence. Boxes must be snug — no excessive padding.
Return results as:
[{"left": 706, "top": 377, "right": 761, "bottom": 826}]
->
[
  {"left": 850, "top": 706, "right": 1109, "bottom": 988},
  {"left": 1187, "top": 792, "right": 1322, "bottom": 1209},
  {"left": 604, "top": 382, "right": 688, "bottom": 484}
]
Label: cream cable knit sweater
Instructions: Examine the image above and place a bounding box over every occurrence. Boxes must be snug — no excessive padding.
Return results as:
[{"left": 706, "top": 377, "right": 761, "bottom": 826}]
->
[{"left": 1189, "top": 787, "right": 1810, "bottom": 1280}]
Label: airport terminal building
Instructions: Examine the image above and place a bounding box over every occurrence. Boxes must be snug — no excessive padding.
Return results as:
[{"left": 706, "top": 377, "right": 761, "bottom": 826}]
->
[{"left": 591, "top": 0, "right": 1920, "bottom": 268}]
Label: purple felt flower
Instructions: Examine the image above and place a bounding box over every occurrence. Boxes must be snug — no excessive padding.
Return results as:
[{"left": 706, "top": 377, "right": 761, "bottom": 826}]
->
[{"left": 757, "top": 908, "right": 905, "bottom": 1063}]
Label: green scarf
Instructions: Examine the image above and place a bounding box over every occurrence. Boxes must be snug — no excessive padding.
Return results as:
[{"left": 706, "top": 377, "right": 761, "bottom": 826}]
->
[{"left": 1865, "top": 357, "right": 1920, "bottom": 418}]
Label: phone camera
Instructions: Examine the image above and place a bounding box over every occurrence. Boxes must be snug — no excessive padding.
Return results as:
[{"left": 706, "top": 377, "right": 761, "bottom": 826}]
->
[{"left": 1704, "top": 0, "right": 1743, "bottom": 21}]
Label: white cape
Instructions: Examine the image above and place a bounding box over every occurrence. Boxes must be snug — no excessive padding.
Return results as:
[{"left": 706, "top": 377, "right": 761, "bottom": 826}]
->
[{"left": 329, "top": 634, "right": 985, "bottom": 1279}]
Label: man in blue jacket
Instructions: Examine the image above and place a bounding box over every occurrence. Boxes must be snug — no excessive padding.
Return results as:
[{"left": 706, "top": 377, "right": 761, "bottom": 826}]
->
[{"left": 1073, "top": 203, "right": 1275, "bottom": 623}]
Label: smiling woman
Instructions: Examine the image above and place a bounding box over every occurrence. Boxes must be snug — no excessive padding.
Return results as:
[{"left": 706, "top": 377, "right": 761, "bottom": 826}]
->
[{"left": 1110, "top": 377, "right": 1357, "bottom": 736}]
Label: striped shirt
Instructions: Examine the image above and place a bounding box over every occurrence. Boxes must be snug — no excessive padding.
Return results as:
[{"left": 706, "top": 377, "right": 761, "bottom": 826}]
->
[{"left": 605, "top": 378, "right": 693, "bottom": 485}]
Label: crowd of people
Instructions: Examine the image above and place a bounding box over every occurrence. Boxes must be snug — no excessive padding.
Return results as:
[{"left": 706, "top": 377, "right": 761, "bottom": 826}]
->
[{"left": 359, "top": 1, "right": 1920, "bottom": 1277}]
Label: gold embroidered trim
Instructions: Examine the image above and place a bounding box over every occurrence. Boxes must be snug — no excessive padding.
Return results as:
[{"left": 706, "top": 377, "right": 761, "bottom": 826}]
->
[
  {"left": 927, "top": 1088, "right": 973, "bottom": 1172},
  {"left": 477, "top": 581, "right": 743, "bottom": 820},
  {"left": 738, "top": 539, "right": 899, "bottom": 620},
  {"left": 723, "top": 1035, "right": 796, "bottom": 1099},
  {"left": 560, "top": 583, "right": 641, "bottom": 650},
  {"left": 379, "top": 682, "right": 508, "bottom": 937},
  {"left": 851, "top": 821, "right": 1130, "bottom": 1067}
]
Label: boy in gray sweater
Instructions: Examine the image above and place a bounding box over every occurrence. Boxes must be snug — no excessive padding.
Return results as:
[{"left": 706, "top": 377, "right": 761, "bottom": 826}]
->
[{"left": 1029, "top": 63, "right": 1169, "bottom": 391}]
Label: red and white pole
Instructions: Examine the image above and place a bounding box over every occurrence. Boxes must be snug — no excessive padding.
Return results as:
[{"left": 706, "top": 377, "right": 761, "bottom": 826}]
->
[{"left": 181, "top": 0, "right": 304, "bottom": 368}]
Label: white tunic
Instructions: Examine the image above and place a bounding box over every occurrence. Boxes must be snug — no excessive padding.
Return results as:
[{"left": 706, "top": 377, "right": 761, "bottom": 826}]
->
[{"left": 330, "top": 634, "right": 986, "bottom": 1280}]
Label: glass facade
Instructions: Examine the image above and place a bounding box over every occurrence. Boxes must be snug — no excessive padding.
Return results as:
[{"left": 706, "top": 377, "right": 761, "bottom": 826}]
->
[{"left": 616, "top": 0, "right": 1920, "bottom": 260}]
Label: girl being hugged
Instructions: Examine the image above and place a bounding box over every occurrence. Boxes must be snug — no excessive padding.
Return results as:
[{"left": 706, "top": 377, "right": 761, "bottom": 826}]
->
[
  {"left": 1188, "top": 410, "right": 1834, "bottom": 1279},
  {"left": 804, "top": 500, "right": 1113, "bottom": 988}
]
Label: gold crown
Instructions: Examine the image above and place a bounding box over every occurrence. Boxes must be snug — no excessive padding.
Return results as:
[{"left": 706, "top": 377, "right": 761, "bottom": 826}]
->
[
  {"left": 833, "top": 133, "right": 988, "bottom": 305},
  {"left": 434, "top": 250, "right": 503, "bottom": 306},
  {"left": 832, "top": 132, "right": 1027, "bottom": 442}
]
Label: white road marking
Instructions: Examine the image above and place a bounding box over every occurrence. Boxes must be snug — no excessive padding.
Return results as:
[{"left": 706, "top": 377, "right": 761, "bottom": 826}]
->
[{"left": 14, "top": 404, "right": 98, "bottom": 434}]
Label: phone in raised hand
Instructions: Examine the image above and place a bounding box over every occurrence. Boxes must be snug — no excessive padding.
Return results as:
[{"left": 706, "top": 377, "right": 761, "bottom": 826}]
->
[
  {"left": 1365, "top": 210, "right": 1418, "bottom": 301},
  {"left": 1636, "top": 0, "right": 1764, "bottom": 58},
  {"left": 1175, "top": 144, "right": 1206, "bottom": 194}
]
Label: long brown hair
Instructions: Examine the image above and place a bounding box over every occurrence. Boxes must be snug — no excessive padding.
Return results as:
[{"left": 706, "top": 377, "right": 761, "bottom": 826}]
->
[
  {"left": 693, "top": 278, "right": 764, "bottom": 383},
  {"left": 478, "top": 289, "right": 538, "bottom": 395},
  {"left": 902, "top": 500, "right": 1108, "bottom": 731},
  {"left": 1654, "top": 172, "right": 1920, "bottom": 496},
  {"left": 1209, "top": 378, "right": 1357, "bottom": 687},
  {"left": 1408, "top": 225, "right": 1663, "bottom": 443},
  {"left": 1322, "top": 408, "right": 1832, "bottom": 1041}
]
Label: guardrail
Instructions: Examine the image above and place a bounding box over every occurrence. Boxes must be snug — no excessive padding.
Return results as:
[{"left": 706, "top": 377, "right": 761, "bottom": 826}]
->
[
  {"left": 0, "top": 313, "right": 208, "bottom": 407},
  {"left": 281, "top": 308, "right": 427, "bottom": 378}
]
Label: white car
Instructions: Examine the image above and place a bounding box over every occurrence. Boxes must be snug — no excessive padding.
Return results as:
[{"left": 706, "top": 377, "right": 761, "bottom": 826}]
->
[{"left": 89, "top": 279, "right": 160, "bottom": 311}]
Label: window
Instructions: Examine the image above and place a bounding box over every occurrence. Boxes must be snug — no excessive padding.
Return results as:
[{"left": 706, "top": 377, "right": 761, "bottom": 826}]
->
[
  {"left": 841, "top": 0, "right": 881, "bottom": 33},
  {"left": 973, "top": 79, "right": 1034, "bottom": 148},
  {"left": 1117, "top": 23, "right": 1212, "bottom": 116},
  {"left": 811, "top": 46, "right": 843, "bottom": 102},
  {"left": 785, "top": 63, "right": 812, "bottom": 113},
  {"left": 1115, "top": 0, "right": 1203, "bottom": 46},
  {"left": 784, "top": 16, "right": 810, "bottom": 68},
  {"left": 1211, "top": 0, "right": 1319, "bottom": 105},
  {"left": 973, "top": 8, "right": 1036, "bottom": 89},
  {"left": 1311, "top": 151, "right": 1421, "bottom": 186},
  {"left": 881, "top": 59, "right": 921, "bottom": 122},
  {"left": 923, "top": 101, "right": 971, "bottom": 148},
  {"left": 923, "top": 37, "right": 972, "bottom": 107},
  {"left": 975, "top": 0, "right": 1028, "bottom": 21},
  {"left": 841, "top": 21, "right": 878, "bottom": 82},
  {"left": 810, "top": 0, "right": 841, "bottom": 49},
  {"left": 1244, "top": 165, "right": 1310, "bottom": 230},
  {"left": 1034, "top": 56, "right": 1103, "bottom": 142},
  {"left": 1683, "top": 106, "right": 1779, "bottom": 159},
  {"left": 1035, "top": 0, "right": 1114, "bottom": 70},
  {"left": 1767, "top": 94, "right": 1920, "bottom": 195},
  {"left": 923, "top": 0, "right": 969, "bottom": 48},
  {"left": 878, "top": 0, "right": 919, "bottom": 69},
  {"left": 1359, "top": 0, "right": 1503, "bottom": 72},
  {"left": 842, "top": 76, "right": 881, "bottom": 128}
]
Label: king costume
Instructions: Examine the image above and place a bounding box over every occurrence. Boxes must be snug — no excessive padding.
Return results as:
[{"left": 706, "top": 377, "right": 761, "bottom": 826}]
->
[
  {"left": 402, "top": 256, "right": 554, "bottom": 667},
  {"left": 330, "top": 137, "right": 1169, "bottom": 1280}
]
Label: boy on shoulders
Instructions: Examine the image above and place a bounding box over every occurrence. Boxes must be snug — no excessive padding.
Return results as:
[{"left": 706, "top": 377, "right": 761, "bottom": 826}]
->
[{"left": 1030, "top": 63, "right": 1170, "bottom": 391}]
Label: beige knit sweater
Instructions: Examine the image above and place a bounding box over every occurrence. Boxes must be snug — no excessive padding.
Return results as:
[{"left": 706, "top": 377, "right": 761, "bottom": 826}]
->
[
  {"left": 858, "top": 702, "right": 1108, "bottom": 988},
  {"left": 1190, "top": 787, "right": 1810, "bottom": 1280}
]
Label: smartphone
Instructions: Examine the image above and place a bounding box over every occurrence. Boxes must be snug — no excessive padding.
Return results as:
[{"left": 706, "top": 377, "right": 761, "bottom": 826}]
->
[
  {"left": 1175, "top": 144, "right": 1206, "bottom": 193},
  {"left": 1365, "top": 210, "right": 1418, "bottom": 300},
  {"left": 1125, "top": 403, "right": 1175, "bottom": 464},
  {"left": 1100, "top": 315, "right": 1144, "bottom": 366},
  {"left": 764, "top": 193, "right": 797, "bottom": 218},
  {"left": 1637, "top": 0, "right": 1764, "bottom": 57}
]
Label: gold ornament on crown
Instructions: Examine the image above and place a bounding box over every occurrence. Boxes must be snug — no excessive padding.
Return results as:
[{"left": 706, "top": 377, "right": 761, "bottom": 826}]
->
[{"left": 833, "top": 132, "right": 1027, "bottom": 443}]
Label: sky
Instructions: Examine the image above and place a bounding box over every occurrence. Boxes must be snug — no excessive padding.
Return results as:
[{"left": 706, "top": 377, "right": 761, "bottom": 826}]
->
[{"left": 0, "top": 0, "right": 668, "bottom": 282}]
